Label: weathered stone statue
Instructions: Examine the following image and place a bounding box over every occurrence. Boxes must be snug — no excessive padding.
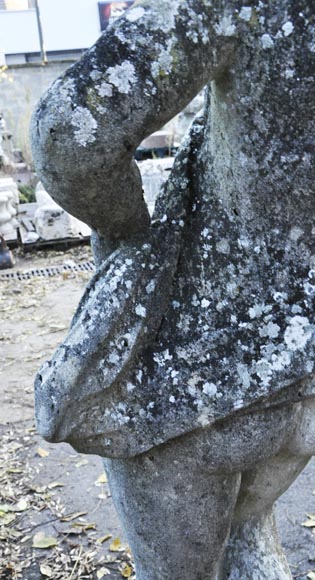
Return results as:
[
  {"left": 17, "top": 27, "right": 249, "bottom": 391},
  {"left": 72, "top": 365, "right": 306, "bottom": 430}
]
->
[{"left": 30, "top": 2, "right": 315, "bottom": 578}]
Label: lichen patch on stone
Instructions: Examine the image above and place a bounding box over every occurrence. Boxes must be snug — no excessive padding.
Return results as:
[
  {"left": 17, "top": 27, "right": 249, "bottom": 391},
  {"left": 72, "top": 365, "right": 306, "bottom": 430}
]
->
[
  {"left": 71, "top": 107, "right": 97, "bottom": 147},
  {"left": 107, "top": 61, "right": 136, "bottom": 94}
]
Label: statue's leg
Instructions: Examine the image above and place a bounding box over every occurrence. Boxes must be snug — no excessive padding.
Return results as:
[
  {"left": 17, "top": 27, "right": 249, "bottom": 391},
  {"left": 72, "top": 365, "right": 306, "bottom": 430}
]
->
[
  {"left": 104, "top": 445, "right": 241, "bottom": 580},
  {"left": 220, "top": 410, "right": 311, "bottom": 580}
]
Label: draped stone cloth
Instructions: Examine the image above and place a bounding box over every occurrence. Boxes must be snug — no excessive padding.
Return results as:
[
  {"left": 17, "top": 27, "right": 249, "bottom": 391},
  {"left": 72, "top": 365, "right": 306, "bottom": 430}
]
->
[{"left": 32, "top": 0, "right": 315, "bottom": 457}]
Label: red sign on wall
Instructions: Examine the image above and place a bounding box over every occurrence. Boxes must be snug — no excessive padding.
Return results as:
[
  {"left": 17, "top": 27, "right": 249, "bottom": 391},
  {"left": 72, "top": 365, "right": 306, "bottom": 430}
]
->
[{"left": 98, "top": 1, "right": 135, "bottom": 31}]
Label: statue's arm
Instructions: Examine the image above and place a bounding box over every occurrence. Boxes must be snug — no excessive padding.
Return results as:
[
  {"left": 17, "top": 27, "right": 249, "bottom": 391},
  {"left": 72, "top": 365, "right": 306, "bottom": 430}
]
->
[{"left": 31, "top": 0, "right": 233, "bottom": 241}]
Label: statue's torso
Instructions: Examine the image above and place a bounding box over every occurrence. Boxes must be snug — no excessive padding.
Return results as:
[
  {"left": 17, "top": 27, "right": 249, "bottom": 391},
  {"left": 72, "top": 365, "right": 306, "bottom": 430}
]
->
[{"left": 109, "top": 3, "right": 315, "bottom": 454}]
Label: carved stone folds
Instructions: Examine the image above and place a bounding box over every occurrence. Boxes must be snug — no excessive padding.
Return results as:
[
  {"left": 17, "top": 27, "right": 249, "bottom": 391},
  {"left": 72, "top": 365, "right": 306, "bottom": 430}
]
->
[{"left": 31, "top": 1, "right": 315, "bottom": 578}]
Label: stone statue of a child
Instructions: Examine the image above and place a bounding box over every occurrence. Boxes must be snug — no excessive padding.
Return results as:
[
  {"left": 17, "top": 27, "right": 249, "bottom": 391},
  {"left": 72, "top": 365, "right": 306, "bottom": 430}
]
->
[{"left": 31, "top": 1, "right": 315, "bottom": 578}]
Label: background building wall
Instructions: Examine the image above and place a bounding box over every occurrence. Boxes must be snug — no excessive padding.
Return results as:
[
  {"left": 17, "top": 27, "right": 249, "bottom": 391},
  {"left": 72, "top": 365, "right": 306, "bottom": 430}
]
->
[
  {"left": 0, "top": 61, "right": 74, "bottom": 163},
  {"left": 0, "top": 0, "right": 101, "bottom": 59}
]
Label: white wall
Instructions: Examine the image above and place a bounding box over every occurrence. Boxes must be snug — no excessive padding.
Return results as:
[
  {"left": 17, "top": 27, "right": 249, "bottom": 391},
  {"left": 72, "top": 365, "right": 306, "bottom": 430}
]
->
[
  {"left": 40, "top": 0, "right": 101, "bottom": 53},
  {"left": 0, "top": 10, "right": 39, "bottom": 54},
  {"left": 0, "top": 0, "right": 102, "bottom": 56}
]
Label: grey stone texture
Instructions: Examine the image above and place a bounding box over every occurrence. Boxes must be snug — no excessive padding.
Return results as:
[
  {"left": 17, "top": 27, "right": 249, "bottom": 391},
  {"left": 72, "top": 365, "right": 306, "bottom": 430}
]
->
[{"left": 31, "top": 1, "right": 315, "bottom": 578}]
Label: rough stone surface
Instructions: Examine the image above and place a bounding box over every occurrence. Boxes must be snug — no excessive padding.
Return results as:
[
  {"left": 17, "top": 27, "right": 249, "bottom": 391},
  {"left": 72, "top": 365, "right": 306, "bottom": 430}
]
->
[{"left": 31, "top": 1, "right": 315, "bottom": 579}]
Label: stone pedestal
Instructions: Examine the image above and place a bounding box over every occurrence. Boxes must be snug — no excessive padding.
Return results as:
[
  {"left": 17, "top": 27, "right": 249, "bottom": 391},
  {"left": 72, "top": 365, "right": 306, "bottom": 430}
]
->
[{"left": 34, "top": 183, "right": 91, "bottom": 240}]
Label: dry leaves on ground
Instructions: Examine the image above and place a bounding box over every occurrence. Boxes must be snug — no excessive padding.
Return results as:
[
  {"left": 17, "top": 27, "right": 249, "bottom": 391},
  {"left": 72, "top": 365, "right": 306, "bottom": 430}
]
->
[{"left": 0, "top": 425, "right": 135, "bottom": 580}]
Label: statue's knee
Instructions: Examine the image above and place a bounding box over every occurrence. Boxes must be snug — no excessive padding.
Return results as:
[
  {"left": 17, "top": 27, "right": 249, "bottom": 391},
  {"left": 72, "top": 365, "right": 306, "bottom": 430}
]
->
[{"left": 287, "top": 399, "right": 315, "bottom": 456}]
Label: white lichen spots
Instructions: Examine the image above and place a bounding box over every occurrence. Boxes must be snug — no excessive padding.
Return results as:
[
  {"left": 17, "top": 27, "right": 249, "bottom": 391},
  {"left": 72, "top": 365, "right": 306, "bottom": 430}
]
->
[
  {"left": 126, "top": 382, "right": 136, "bottom": 393},
  {"left": 233, "top": 399, "right": 244, "bottom": 410},
  {"left": 249, "top": 303, "right": 265, "bottom": 319},
  {"left": 289, "top": 226, "right": 303, "bottom": 242},
  {"left": 201, "top": 298, "right": 210, "bottom": 309},
  {"left": 90, "top": 70, "right": 102, "bottom": 81},
  {"left": 149, "top": 0, "right": 180, "bottom": 32},
  {"left": 226, "top": 282, "right": 238, "bottom": 297},
  {"left": 237, "top": 363, "right": 251, "bottom": 389},
  {"left": 151, "top": 48, "right": 174, "bottom": 78},
  {"left": 125, "top": 280, "right": 132, "bottom": 290},
  {"left": 198, "top": 410, "right": 210, "bottom": 428},
  {"left": 192, "top": 294, "right": 199, "bottom": 307},
  {"left": 217, "top": 300, "right": 228, "bottom": 312},
  {"left": 71, "top": 107, "right": 97, "bottom": 147},
  {"left": 216, "top": 238, "right": 230, "bottom": 255},
  {"left": 135, "top": 304, "right": 146, "bottom": 317},
  {"left": 261, "top": 33, "right": 274, "bottom": 49},
  {"left": 239, "top": 7, "right": 252, "bottom": 21},
  {"left": 255, "top": 358, "right": 272, "bottom": 386},
  {"left": 172, "top": 300, "right": 180, "bottom": 309},
  {"left": 282, "top": 21, "right": 294, "bottom": 36},
  {"left": 136, "top": 369, "right": 143, "bottom": 383},
  {"left": 97, "top": 82, "right": 113, "bottom": 98},
  {"left": 284, "top": 67, "right": 295, "bottom": 79},
  {"left": 259, "top": 321, "right": 280, "bottom": 339},
  {"left": 238, "top": 236, "right": 251, "bottom": 250},
  {"left": 183, "top": 5, "right": 210, "bottom": 44},
  {"left": 146, "top": 280, "right": 155, "bottom": 294},
  {"left": 54, "top": 78, "right": 76, "bottom": 115},
  {"left": 273, "top": 291, "right": 288, "bottom": 303},
  {"left": 126, "top": 6, "right": 145, "bottom": 22},
  {"left": 107, "top": 61, "right": 136, "bottom": 94},
  {"left": 270, "top": 350, "right": 291, "bottom": 371},
  {"left": 215, "top": 15, "right": 236, "bottom": 37},
  {"left": 284, "top": 316, "right": 312, "bottom": 351},
  {"left": 201, "top": 228, "right": 210, "bottom": 238},
  {"left": 163, "top": 349, "right": 173, "bottom": 361},
  {"left": 108, "top": 352, "right": 120, "bottom": 364},
  {"left": 169, "top": 395, "right": 176, "bottom": 403},
  {"left": 202, "top": 382, "right": 217, "bottom": 397}
]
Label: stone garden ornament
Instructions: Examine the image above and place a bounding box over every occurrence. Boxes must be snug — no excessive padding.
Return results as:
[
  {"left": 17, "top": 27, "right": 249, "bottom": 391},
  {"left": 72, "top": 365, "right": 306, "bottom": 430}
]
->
[{"left": 31, "top": 1, "right": 315, "bottom": 578}]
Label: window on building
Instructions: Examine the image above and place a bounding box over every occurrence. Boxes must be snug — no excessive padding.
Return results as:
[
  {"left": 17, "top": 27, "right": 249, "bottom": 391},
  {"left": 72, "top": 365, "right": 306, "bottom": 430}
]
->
[
  {"left": 98, "top": 1, "right": 134, "bottom": 31},
  {"left": 0, "top": 0, "right": 34, "bottom": 10}
]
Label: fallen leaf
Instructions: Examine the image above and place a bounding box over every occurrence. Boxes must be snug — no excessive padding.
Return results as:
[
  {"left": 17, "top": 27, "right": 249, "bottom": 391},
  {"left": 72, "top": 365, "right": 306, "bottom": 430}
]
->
[
  {"left": 302, "top": 518, "right": 315, "bottom": 528},
  {"left": 40, "top": 564, "right": 53, "bottom": 577},
  {"left": 307, "top": 573, "right": 315, "bottom": 580},
  {"left": 0, "top": 499, "right": 28, "bottom": 513},
  {"left": 61, "top": 511, "right": 88, "bottom": 522},
  {"left": 120, "top": 563, "right": 132, "bottom": 578},
  {"left": 48, "top": 324, "right": 68, "bottom": 332},
  {"left": 97, "top": 534, "right": 112, "bottom": 545},
  {"left": 33, "top": 532, "right": 58, "bottom": 549},
  {"left": 95, "top": 473, "right": 107, "bottom": 485},
  {"left": 97, "top": 568, "right": 111, "bottom": 579},
  {"left": 47, "top": 481, "right": 64, "bottom": 489},
  {"left": 72, "top": 522, "right": 96, "bottom": 531},
  {"left": 6, "top": 468, "right": 24, "bottom": 474},
  {"left": 2, "top": 514, "right": 16, "bottom": 526},
  {"left": 109, "top": 538, "right": 122, "bottom": 552},
  {"left": 36, "top": 447, "right": 49, "bottom": 458},
  {"left": 16, "top": 499, "right": 28, "bottom": 511},
  {"left": 75, "top": 459, "right": 89, "bottom": 468}
]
